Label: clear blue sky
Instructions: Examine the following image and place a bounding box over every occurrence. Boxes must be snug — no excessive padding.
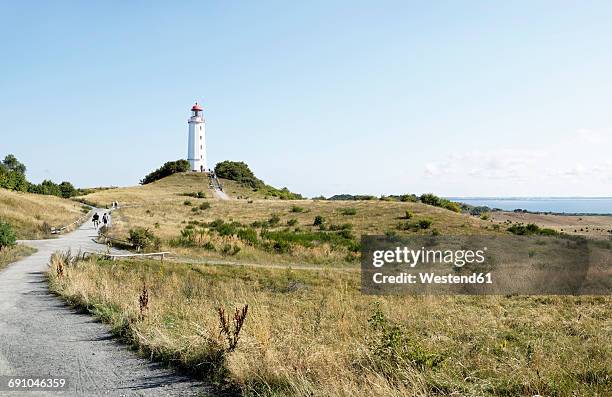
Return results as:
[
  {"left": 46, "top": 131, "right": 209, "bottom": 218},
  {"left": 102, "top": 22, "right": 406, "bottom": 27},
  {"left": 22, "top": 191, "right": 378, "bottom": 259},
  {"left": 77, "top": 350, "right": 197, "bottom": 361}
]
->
[{"left": 1, "top": 1, "right": 611, "bottom": 197}]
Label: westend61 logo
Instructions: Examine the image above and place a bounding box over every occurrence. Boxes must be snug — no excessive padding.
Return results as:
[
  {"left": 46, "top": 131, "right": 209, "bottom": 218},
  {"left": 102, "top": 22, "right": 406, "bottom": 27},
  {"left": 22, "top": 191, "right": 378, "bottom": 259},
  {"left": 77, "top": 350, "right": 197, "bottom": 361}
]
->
[{"left": 361, "top": 235, "right": 611, "bottom": 295}]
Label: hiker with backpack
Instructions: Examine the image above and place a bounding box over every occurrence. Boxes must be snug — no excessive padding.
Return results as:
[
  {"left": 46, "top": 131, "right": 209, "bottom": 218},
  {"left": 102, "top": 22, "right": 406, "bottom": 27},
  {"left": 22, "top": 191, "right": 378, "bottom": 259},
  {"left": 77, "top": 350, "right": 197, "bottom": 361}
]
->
[{"left": 92, "top": 212, "right": 100, "bottom": 229}]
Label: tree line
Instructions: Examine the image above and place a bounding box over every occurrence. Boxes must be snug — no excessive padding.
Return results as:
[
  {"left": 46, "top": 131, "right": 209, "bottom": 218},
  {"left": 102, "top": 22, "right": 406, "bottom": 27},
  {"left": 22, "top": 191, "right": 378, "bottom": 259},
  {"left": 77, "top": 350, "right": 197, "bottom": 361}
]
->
[{"left": 0, "top": 154, "right": 80, "bottom": 198}]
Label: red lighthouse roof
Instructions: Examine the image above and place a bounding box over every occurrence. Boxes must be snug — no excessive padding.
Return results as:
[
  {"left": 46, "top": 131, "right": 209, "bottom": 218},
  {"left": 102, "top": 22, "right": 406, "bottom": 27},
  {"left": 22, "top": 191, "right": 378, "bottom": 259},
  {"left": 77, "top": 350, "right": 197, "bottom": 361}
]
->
[{"left": 191, "top": 102, "right": 203, "bottom": 111}]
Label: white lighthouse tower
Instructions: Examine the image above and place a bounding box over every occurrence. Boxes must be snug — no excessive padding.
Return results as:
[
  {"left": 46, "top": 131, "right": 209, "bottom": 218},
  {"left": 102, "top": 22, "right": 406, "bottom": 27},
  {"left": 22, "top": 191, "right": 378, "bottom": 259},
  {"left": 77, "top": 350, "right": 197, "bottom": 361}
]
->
[{"left": 187, "top": 102, "right": 207, "bottom": 172}]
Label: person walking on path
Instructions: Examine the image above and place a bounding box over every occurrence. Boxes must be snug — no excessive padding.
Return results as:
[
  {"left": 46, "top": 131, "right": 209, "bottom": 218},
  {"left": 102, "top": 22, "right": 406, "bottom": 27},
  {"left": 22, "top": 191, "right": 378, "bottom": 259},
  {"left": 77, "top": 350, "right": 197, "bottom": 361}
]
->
[
  {"left": 102, "top": 213, "right": 108, "bottom": 228},
  {"left": 92, "top": 212, "right": 100, "bottom": 229}
]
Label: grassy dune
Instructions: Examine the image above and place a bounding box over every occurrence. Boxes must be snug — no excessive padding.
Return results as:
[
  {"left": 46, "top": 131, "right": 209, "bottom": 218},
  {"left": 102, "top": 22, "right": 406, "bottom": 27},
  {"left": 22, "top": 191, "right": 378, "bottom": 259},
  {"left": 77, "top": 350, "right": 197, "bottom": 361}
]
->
[
  {"left": 0, "top": 245, "right": 36, "bottom": 271},
  {"left": 48, "top": 256, "right": 611, "bottom": 396},
  {"left": 0, "top": 188, "right": 87, "bottom": 239}
]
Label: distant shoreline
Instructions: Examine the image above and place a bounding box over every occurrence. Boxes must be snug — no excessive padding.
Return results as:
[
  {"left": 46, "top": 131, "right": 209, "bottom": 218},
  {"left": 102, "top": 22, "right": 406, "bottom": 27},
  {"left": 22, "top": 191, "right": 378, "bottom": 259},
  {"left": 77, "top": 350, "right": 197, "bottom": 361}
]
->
[{"left": 451, "top": 197, "right": 612, "bottom": 216}]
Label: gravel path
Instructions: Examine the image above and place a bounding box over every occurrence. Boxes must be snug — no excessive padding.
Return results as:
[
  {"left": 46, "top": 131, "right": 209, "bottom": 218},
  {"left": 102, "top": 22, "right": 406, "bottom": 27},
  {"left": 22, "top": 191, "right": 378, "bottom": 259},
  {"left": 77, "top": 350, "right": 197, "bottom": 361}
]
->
[{"left": 0, "top": 212, "right": 212, "bottom": 396}]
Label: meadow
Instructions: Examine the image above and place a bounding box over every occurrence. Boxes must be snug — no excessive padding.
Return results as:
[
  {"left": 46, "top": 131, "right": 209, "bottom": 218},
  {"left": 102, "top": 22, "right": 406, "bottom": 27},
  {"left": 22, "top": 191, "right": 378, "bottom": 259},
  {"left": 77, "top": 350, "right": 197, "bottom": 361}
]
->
[{"left": 48, "top": 254, "right": 611, "bottom": 396}]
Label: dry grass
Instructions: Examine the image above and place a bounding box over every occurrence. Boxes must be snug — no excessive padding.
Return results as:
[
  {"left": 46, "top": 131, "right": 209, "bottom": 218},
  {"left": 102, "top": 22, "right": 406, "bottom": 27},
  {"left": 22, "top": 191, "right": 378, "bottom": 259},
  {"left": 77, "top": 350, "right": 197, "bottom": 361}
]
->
[
  {"left": 0, "top": 188, "right": 86, "bottom": 239},
  {"left": 0, "top": 244, "right": 36, "bottom": 271},
  {"left": 48, "top": 256, "right": 611, "bottom": 396}
]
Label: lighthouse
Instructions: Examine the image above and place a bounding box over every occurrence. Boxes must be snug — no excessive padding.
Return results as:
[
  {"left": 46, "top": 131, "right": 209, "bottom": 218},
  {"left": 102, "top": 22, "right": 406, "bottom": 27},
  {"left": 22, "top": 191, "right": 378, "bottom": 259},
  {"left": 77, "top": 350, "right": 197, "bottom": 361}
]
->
[{"left": 187, "top": 102, "right": 207, "bottom": 172}]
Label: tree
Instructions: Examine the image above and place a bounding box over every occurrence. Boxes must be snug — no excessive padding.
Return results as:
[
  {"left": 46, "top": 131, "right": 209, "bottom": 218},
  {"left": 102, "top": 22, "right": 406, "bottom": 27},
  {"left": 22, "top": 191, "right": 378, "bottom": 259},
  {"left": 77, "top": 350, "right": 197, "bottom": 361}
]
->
[
  {"left": 2, "top": 154, "right": 26, "bottom": 174},
  {"left": 214, "top": 161, "right": 264, "bottom": 189},
  {"left": 141, "top": 160, "right": 190, "bottom": 185},
  {"left": 0, "top": 220, "right": 16, "bottom": 251},
  {"left": 58, "top": 181, "right": 77, "bottom": 198}
]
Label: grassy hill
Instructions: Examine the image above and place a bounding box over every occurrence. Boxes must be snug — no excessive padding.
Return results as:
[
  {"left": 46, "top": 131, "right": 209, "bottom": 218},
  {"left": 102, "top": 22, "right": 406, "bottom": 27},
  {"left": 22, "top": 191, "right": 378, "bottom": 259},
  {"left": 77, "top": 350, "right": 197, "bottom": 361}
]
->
[
  {"left": 0, "top": 188, "right": 87, "bottom": 239},
  {"left": 78, "top": 172, "right": 493, "bottom": 266}
]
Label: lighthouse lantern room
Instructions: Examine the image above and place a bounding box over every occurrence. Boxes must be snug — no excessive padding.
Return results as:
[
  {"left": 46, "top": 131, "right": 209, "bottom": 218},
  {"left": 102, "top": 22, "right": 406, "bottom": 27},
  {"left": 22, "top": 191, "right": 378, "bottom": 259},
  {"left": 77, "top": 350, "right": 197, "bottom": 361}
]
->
[{"left": 187, "top": 102, "right": 207, "bottom": 172}]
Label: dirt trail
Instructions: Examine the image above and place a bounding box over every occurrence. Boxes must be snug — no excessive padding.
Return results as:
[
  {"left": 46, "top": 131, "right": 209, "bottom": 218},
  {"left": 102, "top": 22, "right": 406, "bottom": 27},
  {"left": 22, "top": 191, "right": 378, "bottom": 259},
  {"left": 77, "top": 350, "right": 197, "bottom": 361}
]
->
[{"left": 0, "top": 211, "right": 211, "bottom": 396}]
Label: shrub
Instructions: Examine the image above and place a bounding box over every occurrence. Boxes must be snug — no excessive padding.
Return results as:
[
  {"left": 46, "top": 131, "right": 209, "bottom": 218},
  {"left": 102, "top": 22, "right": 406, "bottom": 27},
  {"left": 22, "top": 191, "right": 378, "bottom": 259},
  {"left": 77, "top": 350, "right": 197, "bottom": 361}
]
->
[
  {"left": 368, "top": 304, "right": 443, "bottom": 375},
  {"left": 183, "top": 200, "right": 192, "bottom": 206},
  {"left": 418, "top": 219, "right": 432, "bottom": 229},
  {"left": 401, "top": 210, "right": 413, "bottom": 220},
  {"left": 419, "top": 193, "right": 441, "bottom": 206},
  {"left": 140, "top": 159, "right": 190, "bottom": 185},
  {"left": 237, "top": 228, "right": 258, "bottom": 245},
  {"left": 397, "top": 219, "right": 432, "bottom": 231},
  {"left": 399, "top": 194, "right": 418, "bottom": 202},
  {"left": 313, "top": 215, "right": 325, "bottom": 227},
  {"left": 268, "top": 214, "right": 281, "bottom": 226},
  {"left": 290, "top": 205, "right": 305, "bottom": 213},
  {"left": 127, "top": 228, "right": 160, "bottom": 251},
  {"left": 287, "top": 218, "right": 298, "bottom": 226},
  {"left": 221, "top": 244, "right": 241, "bottom": 256},
  {"left": 199, "top": 202, "right": 211, "bottom": 210},
  {"left": 215, "top": 161, "right": 263, "bottom": 189},
  {"left": 340, "top": 208, "right": 357, "bottom": 216},
  {"left": 508, "top": 223, "right": 559, "bottom": 236},
  {"left": 419, "top": 193, "right": 460, "bottom": 212},
  {"left": 0, "top": 220, "right": 16, "bottom": 251}
]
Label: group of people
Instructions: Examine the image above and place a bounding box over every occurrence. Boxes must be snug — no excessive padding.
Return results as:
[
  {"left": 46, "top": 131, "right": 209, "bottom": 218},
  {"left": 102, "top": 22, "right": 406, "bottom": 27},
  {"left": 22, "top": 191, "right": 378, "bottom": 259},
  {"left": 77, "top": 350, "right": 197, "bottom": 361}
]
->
[{"left": 92, "top": 212, "right": 111, "bottom": 230}]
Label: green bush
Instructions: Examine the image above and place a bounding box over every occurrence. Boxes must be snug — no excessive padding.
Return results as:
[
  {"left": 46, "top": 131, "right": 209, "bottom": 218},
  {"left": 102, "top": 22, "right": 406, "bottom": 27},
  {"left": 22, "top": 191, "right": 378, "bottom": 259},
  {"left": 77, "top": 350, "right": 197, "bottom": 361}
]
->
[
  {"left": 215, "top": 161, "right": 263, "bottom": 189},
  {"left": 290, "top": 205, "right": 305, "bottom": 213},
  {"left": 419, "top": 193, "right": 441, "bottom": 206},
  {"left": 183, "top": 200, "right": 192, "bottom": 206},
  {"left": 199, "top": 202, "right": 211, "bottom": 210},
  {"left": 0, "top": 220, "right": 16, "bottom": 251},
  {"left": 340, "top": 208, "right": 357, "bottom": 216},
  {"left": 214, "top": 161, "right": 303, "bottom": 199},
  {"left": 140, "top": 159, "right": 190, "bottom": 185},
  {"left": 507, "top": 223, "right": 559, "bottom": 236},
  {"left": 368, "top": 304, "right": 443, "bottom": 376},
  {"left": 397, "top": 219, "right": 433, "bottom": 231},
  {"left": 418, "top": 219, "right": 432, "bottom": 229},
  {"left": 313, "top": 215, "right": 325, "bottom": 227},
  {"left": 268, "top": 214, "right": 281, "bottom": 226},
  {"left": 419, "top": 193, "right": 460, "bottom": 213},
  {"left": 237, "top": 228, "right": 258, "bottom": 245},
  {"left": 127, "top": 228, "right": 160, "bottom": 251},
  {"left": 221, "top": 244, "right": 241, "bottom": 256},
  {"left": 399, "top": 194, "right": 418, "bottom": 202},
  {"left": 287, "top": 218, "right": 298, "bottom": 226}
]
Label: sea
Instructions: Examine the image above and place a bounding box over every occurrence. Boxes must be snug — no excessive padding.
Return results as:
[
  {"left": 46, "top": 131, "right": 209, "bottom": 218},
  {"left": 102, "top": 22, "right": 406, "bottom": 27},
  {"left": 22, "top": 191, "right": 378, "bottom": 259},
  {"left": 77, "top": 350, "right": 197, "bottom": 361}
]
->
[{"left": 447, "top": 197, "right": 612, "bottom": 215}]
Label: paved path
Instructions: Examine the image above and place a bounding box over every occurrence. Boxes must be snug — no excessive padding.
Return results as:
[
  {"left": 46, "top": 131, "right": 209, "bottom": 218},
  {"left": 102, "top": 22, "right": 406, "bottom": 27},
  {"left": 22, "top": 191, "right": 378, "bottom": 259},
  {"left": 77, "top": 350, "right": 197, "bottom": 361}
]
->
[
  {"left": 212, "top": 187, "right": 230, "bottom": 201},
  {"left": 0, "top": 212, "right": 211, "bottom": 396}
]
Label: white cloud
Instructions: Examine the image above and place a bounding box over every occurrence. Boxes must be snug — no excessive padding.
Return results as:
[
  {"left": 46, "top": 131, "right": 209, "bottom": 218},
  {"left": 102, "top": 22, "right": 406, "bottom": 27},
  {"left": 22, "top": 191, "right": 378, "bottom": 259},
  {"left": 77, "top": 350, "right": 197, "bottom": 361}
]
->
[
  {"left": 421, "top": 128, "right": 611, "bottom": 194},
  {"left": 575, "top": 128, "right": 610, "bottom": 145}
]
